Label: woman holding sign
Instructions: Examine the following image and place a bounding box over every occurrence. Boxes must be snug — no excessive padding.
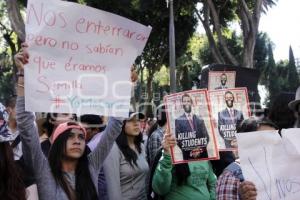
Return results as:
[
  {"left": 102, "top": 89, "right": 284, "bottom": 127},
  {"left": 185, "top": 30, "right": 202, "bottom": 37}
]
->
[
  {"left": 152, "top": 130, "right": 217, "bottom": 200},
  {"left": 15, "top": 44, "right": 123, "bottom": 200}
]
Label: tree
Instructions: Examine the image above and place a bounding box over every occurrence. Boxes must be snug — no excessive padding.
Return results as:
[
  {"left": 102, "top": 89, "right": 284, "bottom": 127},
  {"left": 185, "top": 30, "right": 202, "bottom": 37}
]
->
[
  {"left": 287, "top": 46, "right": 299, "bottom": 92},
  {"left": 0, "top": 1, "right": 21, "bottom": 99},
  {"left": 194, "top": 0, "right": 277, "bottom": 68},
  {"left": 254, "top": 32, "right": 271, "bottom": 84},
  {"left": 266, "top": 43, "right": 278, "bottom": 105}
]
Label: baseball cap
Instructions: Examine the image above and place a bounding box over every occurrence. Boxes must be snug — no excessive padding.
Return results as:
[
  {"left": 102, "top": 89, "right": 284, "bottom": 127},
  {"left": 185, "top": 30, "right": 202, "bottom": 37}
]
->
[
  {"left": 127, "top": 111, "right": 145, "bottom": 121},
  {"left": 51, "top": 122, "right": 87, "bottom": 144}
]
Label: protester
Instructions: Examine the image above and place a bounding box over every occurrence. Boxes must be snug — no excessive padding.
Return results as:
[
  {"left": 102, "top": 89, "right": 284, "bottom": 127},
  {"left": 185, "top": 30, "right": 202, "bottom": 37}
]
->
[
  {"left": 216, "top": 117, "right": 278, "bottom": 200},
  {"left": 5, "top": 97, "right": 39, "bottom": 200},
  {"left": 288, "top": 86, "right": 300, "bottom": 128},
  {"left": 84, "top": 115, "right": 108, "bottom": 200},
  {"left": 146, "top": 104, "right": 167, "bottom": 166},
  {"left": 15, "top": 43, "right": 123, "bottom": 200},
  {"left": 0, "top": 102, "right": 26, "bottom": 200},
  {"left": 80, "top": 114, "right": 105, "bottom": 143},
  {"left": 41, "top": 113, "right": 76, "bottom": 156},
  {"left": 269, "top": 92, "right": 296, "bottom": 129},
  {"left": 152, "top": 130, "right": 216, "bottom": 200},
  {"left": 5, "top": 97, "right": 21, "bottom": 160},
  {"left": 102, "top": 112, "right": 149, "bottom": 200}
]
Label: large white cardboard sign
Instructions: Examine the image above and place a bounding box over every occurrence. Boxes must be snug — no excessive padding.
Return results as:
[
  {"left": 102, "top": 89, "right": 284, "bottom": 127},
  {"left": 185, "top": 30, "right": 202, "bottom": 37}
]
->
[
  {"left": 237, "top": 128, "right": 300, "bottom": 200},
  {"left": 25, "top": 0, "right": 151, "bottom": 117}
]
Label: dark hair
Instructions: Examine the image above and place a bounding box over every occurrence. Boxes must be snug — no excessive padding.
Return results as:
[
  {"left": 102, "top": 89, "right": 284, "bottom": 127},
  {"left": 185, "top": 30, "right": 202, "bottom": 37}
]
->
[
  {"left": 224, "top": 91, "right": 234, "bottom": 100},
  {"left": 156, "top": 105, "right": 167, "bottom": 127},
  {"left": 0, "top": 142, "right": 26, "bottom": 200},
  {"left": 268, "top": 92, "right": 296, "bottom": 129},
  {"left": 181, "top": 93, "right": 193, "bottom": 103},
  {"left": 116, "top": 121, "right": 143, "bottom": 167},
  {"left": 147, "top": 122, "right": 158, "bottom": 138},
  {"left": 43, "top": 113, "right": 77, "bottom": 137},
  {"left": 80, "top": 114, "right": 105, "bottom": 132},
  {"left": 48, "top": 122, "right": 98, "bottom": 200},
  {"left": 174, "top": 164, "right": 191, "bottom": 186},
  {"left": 237, "top": 117, "right": 278, "bottom": 133},
  {"left": 4, "top": 96, "right": 16, "bottom": 109}
]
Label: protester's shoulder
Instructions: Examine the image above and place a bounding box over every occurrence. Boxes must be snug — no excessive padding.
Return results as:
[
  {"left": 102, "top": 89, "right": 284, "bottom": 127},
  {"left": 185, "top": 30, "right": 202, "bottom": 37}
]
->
[
  {"left": 218, "top": 169, "right": 239, "bottom": 182},
  {"left": 109, "top": 142, "right": 120, "bottom": 155},
  {"left": 149, "top": 128, "right": 162, "bottom": 140}
]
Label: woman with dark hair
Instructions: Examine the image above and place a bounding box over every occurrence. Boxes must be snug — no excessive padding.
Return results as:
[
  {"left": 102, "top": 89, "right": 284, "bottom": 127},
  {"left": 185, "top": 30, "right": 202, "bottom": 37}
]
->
[
  {"left": 0, "top": 103, "right": 26, "bottom": 200},
  {"left": 41, "top": 113, "right": 77, "bottom": 156},
  {"left": 102, "top": 112, "right": 149, "bottom": 200},
  {"left": 15, "top": 44, "right": 123, "bottom": 200},
  {"left": 152, "top": 131, "right": 216, "bottom": 200}
]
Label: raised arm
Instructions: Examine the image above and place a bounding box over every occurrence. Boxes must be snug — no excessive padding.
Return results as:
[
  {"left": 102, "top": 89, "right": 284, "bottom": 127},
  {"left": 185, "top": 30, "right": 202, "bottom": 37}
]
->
[
  {"left": 88, "top": 117, "right": 123, "bottom": 172},
  {"left": 16, "top": 97, "right": 49, "bottom": 175},
  {"left": 15, "top": 44, "right": 52, "bottom": 184},
  {"left": 152, "top": 131, "right": 176, "bottom": 195},
  {"left": 102, "top": 143, "right": 123, "bottom": 200}
]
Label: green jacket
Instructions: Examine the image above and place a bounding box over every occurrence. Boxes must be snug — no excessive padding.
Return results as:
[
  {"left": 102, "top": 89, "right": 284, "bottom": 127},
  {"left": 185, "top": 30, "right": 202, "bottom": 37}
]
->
[{"left": 152, "top": 152, "right": 216, "bottom": 200}]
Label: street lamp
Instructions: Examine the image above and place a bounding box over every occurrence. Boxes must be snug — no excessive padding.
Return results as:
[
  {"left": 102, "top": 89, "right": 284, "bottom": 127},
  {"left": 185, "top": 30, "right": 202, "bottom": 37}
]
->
[{"left": 166, "top": 0, "right": 176, "bottom": 93}]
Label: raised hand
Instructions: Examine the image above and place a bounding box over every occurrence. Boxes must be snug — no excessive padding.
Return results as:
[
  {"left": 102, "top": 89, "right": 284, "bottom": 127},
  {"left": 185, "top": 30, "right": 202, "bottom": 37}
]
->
[
  {"left": 14, "top": 43, "right": 29, "bottom": 71},
  {"left": 162, "top": 128, "right": 176, "bottom": 154}
]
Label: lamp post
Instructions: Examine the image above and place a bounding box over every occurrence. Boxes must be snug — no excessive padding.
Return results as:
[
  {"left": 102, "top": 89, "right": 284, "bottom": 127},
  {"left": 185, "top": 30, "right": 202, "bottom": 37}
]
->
[{"left": 167, "top": 0, "right": 176, "bottom": 93}]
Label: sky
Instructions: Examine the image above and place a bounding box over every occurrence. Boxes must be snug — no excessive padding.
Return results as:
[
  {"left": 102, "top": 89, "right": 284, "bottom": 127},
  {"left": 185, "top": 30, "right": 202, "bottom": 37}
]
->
[
  {"left": 259, "top": 0, "right": 300, "bottom": 62},
  {"left": 197, "top": 0, "right": 300, "bottom": 62}
]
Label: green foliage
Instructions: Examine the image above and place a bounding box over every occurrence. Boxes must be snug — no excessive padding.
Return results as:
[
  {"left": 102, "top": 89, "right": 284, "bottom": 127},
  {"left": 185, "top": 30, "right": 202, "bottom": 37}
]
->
[
  {"left": 198, "top": 30, "right": 243, "bottom": 65},
  {"left": 0, "top": 53, "right": 14, "bottom": 101},
  {"left": 254, "top": 32, "right": 272, "bottom": 84},
  {"left": 153, "top": 65, "right": 169, "bottom": 86},
  {"left": 265, "top": 44, "right": 295, "bottom": 106},
  {"left": 287, "top": 46, "right": 300, "bottom": 91}
]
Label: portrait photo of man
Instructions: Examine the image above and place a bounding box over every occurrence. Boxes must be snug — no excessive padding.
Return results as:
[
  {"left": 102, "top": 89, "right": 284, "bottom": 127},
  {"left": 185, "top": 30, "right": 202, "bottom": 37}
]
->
[
  {"left": 175, "top": 93, "right": 210, "bottom": 160},
  {"left": 215, "top": 73, "right": 228, "bottom": 90},
  {"left": 218, "top": 91, "right": 244, "bottom": 148}
]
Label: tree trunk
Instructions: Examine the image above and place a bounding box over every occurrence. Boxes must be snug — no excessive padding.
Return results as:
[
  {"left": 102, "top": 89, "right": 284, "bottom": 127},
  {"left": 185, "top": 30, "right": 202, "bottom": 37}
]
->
[
  {"left": 6, "top": 0, "right": 25, "bottom": 41},
  {"left": 195, "top": 4, "right": 225, "bottom": 64},
  {"left": 206, "top": 0, "right": 239, "bottom": 66},
  {"left": 238, "top": 0, "right": 262, "bottom": 68}
]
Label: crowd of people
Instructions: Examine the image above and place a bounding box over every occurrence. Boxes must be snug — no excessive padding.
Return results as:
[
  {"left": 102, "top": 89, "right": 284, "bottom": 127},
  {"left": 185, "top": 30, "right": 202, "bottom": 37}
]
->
[{"left": 1, "top": 43, "right": 300, "bottom": 200}]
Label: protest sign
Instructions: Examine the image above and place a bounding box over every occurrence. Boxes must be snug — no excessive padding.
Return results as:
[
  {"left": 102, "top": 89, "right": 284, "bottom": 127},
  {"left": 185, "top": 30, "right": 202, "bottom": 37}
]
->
[
  {"left": 209, "top": 88, "right": 250, "bottom": 151},
  {"left": 24, "top": 0, "right": 151, "bottom": 117},
  {"left": 208, "top": 71, "right": 236, "bottom": 90},
  {"left": 164, "top": 89, "right": 219, "bottom": 164},
  {"left": 237, "top": 128, "right": 300, "bottom": 200}
]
